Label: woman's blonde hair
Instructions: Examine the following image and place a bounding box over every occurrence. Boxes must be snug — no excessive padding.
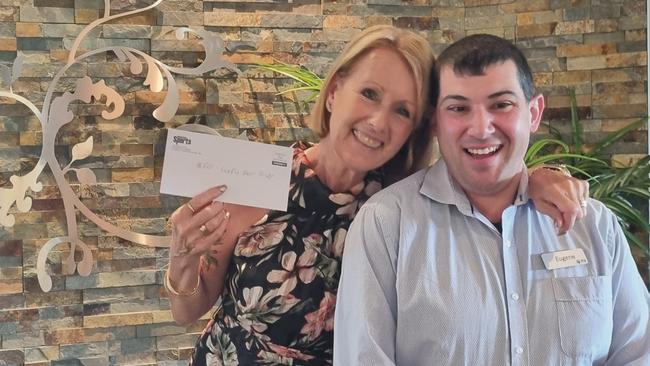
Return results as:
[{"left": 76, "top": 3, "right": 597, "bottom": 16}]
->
[{"left": 311, "top": 25, "right": 435, "bottom": 184}]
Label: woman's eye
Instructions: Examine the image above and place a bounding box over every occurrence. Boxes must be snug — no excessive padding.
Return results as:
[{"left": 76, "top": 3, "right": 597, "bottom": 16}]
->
[
  {"left": 396, "top": 106, "right": 411, "bottom": 119},
  {"left": 361, "top": 88, "right": 378, "bottom": 100}
]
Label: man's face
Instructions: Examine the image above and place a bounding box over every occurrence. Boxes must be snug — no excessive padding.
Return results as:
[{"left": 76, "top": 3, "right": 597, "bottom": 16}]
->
[{"left": 435, "top": 60, "right": 544, "bottom": 198}]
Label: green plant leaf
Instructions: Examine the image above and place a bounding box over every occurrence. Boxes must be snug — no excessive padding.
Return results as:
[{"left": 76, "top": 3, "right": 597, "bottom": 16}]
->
[
  {"left": 526, "top": 153, "right": 607, "bottom": 168},
  {"left": 569, "top": 89, "right": 583, "bottom": 150},
  {"left": 257, "top": 61, "right": 323, "bottom": 89},
  {"left": 592, "top": 118, "right": 646, "bottom": 155},
  {"left": 525, "top": 138, "right": 570, "bottom": 164},
  {"left": 624, "top": 229, "right": 650, "bottom": 256}
]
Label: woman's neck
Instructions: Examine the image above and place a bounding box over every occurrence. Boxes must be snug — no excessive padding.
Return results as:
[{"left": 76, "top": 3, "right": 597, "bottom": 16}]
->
[{"left": 304, "top": 142, "right": 366, "bottom": 193}]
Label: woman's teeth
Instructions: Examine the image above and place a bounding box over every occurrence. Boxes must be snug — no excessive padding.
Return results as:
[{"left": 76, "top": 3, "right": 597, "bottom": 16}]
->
[
  {"left": 353, "top": 130, "right": 382, "bottom": 148},
  {"left": 466, "top": 146, "right": 500, "bottom": 156}
]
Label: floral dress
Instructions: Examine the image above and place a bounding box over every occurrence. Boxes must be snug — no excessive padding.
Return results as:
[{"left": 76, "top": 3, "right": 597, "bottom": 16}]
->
[{"left": 190, "top": 142, "right": 382, "bottom": 365}]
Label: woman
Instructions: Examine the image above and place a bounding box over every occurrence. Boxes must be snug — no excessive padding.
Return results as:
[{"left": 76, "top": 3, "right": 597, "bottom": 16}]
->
[{"left": 166, "top": 26, "right": 587, "bottom": 365}]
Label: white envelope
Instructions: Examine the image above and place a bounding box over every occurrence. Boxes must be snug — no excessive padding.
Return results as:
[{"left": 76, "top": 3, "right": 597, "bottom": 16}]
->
[{"left": 160, "top": 128, "right": 292, "bottom": 211}]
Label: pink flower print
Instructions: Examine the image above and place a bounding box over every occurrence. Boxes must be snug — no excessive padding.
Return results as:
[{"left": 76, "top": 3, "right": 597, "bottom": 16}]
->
[
  {"left": 300, "top": 292, "right": 336, "bottom": 341},
  {"left": 302, "top": 233, "right": 323, "bottom": 248},
  {"left": 266, "top": 249, "right": 318, "bottom": 296},
  {"left": 266, "top": 342, "right": 315, "bottom": 361},
  {"left": 331, "top": 228, "right": 346, "bottom": 258},
  {"left": 330, "top": 192, "right": 359, "bottom": 217},
  {"left": 235, "top": 222, "right": 287, "bottom": 257}
]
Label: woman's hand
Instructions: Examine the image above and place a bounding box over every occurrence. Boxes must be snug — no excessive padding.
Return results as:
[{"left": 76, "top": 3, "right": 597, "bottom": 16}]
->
[
  {"left": 169, "top": 185, "right": 230, "bottom": 259},
  {"left": 528, "top": 168, "right": 589, "bottom": 235}
]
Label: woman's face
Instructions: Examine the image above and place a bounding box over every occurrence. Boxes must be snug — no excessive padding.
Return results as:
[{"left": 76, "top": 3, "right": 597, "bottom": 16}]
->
[{"left": 323, "top": 47, "right": 418, "bottom": 174}]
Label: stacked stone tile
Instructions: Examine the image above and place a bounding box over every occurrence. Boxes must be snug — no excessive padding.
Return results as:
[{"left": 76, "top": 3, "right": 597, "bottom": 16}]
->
[{"left": 0, "top": 0, "right": 647, "bottom": 364}]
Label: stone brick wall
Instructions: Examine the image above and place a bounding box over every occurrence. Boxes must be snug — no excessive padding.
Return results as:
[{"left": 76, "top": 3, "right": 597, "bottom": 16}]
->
[{"left": 0, "top": 0, "right": 647, "bottom": 364}]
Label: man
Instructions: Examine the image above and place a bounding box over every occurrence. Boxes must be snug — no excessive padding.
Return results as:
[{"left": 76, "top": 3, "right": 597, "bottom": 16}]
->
[{"left": 334, "top": 34, "right": 650, "bottom": 365}]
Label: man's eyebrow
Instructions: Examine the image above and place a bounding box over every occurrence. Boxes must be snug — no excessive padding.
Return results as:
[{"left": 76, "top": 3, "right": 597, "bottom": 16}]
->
[
  {"left": 439, "top": 95, "right": 468, "bottom": 103},
  {"left": 488, "top": 90, "right": 517, "bottom": 99},
  {"left": 439, "top": 90, "right": 518, "bottom": 104}
]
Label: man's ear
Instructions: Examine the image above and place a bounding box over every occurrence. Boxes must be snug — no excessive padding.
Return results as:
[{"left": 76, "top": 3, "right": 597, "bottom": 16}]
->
[{"left": 528, "top": 94, "right": 545, "bottom": 133}]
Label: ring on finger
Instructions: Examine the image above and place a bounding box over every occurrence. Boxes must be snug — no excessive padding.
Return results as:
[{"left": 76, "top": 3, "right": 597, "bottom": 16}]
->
[
  {"left": 174, "top": 240, "right": 190, "bottom": 256},
  {"left": 199, "top": 224, "right": 209, "bottom": 234}
]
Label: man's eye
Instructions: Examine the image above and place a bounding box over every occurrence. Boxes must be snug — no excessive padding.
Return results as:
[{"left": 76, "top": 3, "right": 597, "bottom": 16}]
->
[
  {"left": 448, "top": 106, "right": 467, "bottom": 113},
  {"left": 361, "top": 88, "right": 378, "bottom": 100},
  {"left": 494, "top": 101, "right": 514, "bottom": 110}
]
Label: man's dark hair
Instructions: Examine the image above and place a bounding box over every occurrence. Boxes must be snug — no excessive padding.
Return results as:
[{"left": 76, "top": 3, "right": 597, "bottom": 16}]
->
[{"left": 429, "top": 34, "right": 536, "bottom": 105}]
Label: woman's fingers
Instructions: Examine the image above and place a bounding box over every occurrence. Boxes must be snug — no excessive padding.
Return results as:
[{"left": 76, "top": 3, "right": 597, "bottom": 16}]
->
[
  {"left": 169, "top": 185, "right": 228, "bottom": 256},
  {"left": 204, "top": 210, "right": 231, "bottom": 257},
  {"left": 579, "top": 179, "right": 590, "bottom": 217},
  {"left": 534, "top": 200, "right": 564, "bottom": 232},
  {"left": 181, "top": 203, "right": 227, "bottom": 251},
  {"left": 185, "top": 185, "right": 228, "bottom": 217}
]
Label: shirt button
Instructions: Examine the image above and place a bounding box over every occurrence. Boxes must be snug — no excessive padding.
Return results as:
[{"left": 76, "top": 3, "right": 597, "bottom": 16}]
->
[
  {"left": 505, "top": 240, "right": 512, "bottom": 248},
  {"left": 511, "top": 292, "right": 520, "bottom": 301},
  {"left": 515, "top": 347, "right": 524, "bottom": 354}
]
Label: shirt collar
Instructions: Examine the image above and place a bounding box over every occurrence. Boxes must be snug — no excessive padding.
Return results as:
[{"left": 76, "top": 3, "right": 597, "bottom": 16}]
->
[{"left": 420, "top": 159, "right": 531, "bottom": 216}]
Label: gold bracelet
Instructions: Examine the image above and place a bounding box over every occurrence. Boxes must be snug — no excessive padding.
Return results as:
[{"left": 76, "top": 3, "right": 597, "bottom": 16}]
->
[
  {"left": 164, "top": 269, "right": 200, "bottom": 297},
  {"left": 529, "top": 163, "right": 571, "bottom": 177}
]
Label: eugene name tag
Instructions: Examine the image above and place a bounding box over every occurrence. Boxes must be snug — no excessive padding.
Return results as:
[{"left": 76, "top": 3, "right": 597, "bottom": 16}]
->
[{"left": 541, "top": 248, "right": 588, "bottom": 270}]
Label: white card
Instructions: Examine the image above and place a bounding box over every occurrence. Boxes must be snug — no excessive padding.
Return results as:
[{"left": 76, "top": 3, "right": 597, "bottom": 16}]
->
[
  {"left": 541, "top": 248, "right": 588, "bottom": 270},
  {"left": 160, "top": 128, "right": 292, "bottom": 211}
]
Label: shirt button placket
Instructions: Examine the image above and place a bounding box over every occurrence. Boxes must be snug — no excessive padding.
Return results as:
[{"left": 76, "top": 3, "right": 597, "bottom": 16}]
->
[{"left": 502, "top": 207, "right": 529, "bottom": 366}]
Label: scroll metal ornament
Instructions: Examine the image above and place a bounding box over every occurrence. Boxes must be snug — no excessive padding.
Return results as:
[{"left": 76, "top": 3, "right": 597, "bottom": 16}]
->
[{"left": 0, "top": 0, "right": 240, "bottom": 292}]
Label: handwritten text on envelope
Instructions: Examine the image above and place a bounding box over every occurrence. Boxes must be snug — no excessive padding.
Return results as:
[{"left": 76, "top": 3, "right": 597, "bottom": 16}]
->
[{"left": 160, "top": 128, "right": 292, "bottom": 211}]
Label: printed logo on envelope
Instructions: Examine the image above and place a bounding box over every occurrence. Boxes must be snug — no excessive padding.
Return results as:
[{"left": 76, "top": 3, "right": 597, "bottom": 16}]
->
[
  {"left": 271, "top": 152, "right": 289, "bottom": 167},
  {"left": 173, "top": 135, "right": 191, "bottom": 145}
]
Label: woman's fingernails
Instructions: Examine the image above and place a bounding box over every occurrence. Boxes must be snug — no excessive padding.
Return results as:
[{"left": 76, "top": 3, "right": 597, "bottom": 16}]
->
[
  {"left": 225, "top": 211, "right": 230, "bottom": 219},
  {"left": 219, "top": 185, "right": 227, "bottom": 192}
]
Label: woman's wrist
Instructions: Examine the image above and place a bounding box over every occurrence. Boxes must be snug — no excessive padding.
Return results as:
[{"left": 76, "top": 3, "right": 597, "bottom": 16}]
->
[
  {"left": 528, "top": 163, "right": 571, "bottom": 177},
  {"left": 167, "top": 254, "right": 202, "bottom": 296},
  {"left": 165, "top": 267, "right": 201, "bottom": 297}
]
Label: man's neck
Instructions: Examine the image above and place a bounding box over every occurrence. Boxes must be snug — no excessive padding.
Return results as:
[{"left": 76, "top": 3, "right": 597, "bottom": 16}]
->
[{"left": 464, "top": 174, "right": 522, "bottom": 224}]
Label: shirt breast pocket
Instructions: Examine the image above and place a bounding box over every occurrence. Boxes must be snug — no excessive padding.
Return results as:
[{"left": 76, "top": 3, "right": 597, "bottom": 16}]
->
[{"left": 552, "top": 275, "right": 613, "bottom": 360}]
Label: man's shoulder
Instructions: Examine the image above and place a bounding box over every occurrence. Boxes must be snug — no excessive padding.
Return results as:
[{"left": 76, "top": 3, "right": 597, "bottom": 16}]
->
[
  {"left": 367, "top": 168, "right": 429, "bottom": 205},
  {"left": 581, "top": 198, "right": 618, "bottom": 228},
  {"left": 356, "top": 168, "right": 431, "bottom": 222}
]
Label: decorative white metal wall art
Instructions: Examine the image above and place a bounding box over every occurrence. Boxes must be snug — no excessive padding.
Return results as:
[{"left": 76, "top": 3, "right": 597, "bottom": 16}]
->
[{"left": 0, "top": 0, "right": 240, "bottom": 292}]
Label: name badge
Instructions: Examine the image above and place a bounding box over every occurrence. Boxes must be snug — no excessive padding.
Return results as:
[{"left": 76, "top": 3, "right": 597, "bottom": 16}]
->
[{"left": 541, "top": 249, "right": 588, "bottom": 270}]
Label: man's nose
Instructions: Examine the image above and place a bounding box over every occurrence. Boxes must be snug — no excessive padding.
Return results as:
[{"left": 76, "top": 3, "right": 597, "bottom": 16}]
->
[{"left": 467, "top": 107, "right": 495, "bottom": 138}]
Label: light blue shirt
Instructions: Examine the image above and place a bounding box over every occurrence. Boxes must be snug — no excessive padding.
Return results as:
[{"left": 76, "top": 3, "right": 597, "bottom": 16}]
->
[{"left": 334, "top": 159, "right": 650, "bottom": 366}]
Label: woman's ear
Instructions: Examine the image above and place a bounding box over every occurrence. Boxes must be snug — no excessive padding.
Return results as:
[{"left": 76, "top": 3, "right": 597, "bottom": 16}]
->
[{"left": 326, "top": 74, "right": 343, "bottom": 112}]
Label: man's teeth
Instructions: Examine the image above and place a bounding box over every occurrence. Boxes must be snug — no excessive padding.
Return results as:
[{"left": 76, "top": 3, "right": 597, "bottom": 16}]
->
[
  {"left": 353, "top": 130, "right": 382, "bottom": 148},
  {"left": 466, "top": 146, "right": 499, "bottom": 155}
]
